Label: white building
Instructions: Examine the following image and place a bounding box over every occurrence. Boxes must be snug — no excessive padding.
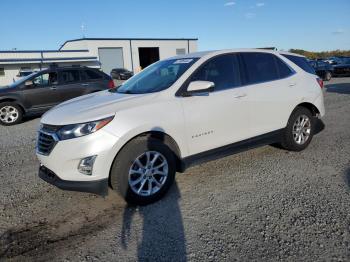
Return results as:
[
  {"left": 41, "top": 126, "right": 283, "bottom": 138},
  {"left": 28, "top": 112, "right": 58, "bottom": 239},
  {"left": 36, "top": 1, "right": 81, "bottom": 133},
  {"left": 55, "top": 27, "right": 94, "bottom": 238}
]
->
[{"left": 0, "top": 37, "right": 198, "bottom": 86}]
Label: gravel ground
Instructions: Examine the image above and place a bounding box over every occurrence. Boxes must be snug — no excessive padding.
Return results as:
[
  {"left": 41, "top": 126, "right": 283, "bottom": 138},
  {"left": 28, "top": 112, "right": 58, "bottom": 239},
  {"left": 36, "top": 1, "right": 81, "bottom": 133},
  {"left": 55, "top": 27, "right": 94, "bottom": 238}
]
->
[{"left": 0, "top": 78, "right": 349, "bottom": 261}]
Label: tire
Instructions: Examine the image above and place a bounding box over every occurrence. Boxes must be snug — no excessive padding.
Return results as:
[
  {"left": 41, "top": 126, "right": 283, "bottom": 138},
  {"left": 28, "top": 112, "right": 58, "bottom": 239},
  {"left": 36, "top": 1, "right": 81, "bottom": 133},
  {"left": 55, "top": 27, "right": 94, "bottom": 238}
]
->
[
  {"left": 0, "top": 102, "right": 23, "bottom": 126},
  {"left": 324, "top": 71, "right": 332, "bottom": 81},
  {"left": 110, "top": 136, "right": 176, "bottom": 205},
  {"left": 280, "top": 107, "right": 315, "bottom": 152}
]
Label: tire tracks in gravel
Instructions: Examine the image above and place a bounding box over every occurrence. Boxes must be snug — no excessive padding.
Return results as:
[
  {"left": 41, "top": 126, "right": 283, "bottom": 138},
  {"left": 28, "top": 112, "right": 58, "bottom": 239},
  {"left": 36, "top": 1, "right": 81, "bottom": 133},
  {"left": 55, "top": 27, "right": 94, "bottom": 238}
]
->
[{"left": 0, "top": 202, "right": 121, "bottom": 260}]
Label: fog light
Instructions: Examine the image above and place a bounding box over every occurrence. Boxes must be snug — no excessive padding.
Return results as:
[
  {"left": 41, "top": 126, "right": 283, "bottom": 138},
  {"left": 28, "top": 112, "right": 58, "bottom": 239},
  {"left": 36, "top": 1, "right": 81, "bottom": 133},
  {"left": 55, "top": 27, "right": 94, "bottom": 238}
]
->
[{"left": 78, "top": 155, "right": 97, "bottom": 175}]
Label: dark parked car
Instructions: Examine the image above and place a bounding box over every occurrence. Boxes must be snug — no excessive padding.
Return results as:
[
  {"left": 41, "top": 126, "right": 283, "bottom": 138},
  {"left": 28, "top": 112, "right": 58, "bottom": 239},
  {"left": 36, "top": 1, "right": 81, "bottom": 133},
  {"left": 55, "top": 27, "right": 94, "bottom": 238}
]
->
[
  {"left": 309, "top": 60, "right": 334, "bottom": 81},
  {"left": 325, "top": 56, "right": 344, "bottom": 65},
  {"left": 333, "top": 57, "right": 350, "bottom": 77},
  {"left": 110, "top": 68, "right": 133, "bottom": 80},
  {"left": 0, "top": 66, "right": 114, "bottom": 125}
]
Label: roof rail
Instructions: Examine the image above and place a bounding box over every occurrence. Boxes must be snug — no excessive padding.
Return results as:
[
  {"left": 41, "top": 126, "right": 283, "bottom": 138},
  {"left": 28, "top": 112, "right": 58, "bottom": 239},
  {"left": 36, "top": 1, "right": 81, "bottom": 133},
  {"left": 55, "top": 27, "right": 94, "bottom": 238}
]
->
[{"left": 257, "top": 47, "right": 277, "bottom": 51}]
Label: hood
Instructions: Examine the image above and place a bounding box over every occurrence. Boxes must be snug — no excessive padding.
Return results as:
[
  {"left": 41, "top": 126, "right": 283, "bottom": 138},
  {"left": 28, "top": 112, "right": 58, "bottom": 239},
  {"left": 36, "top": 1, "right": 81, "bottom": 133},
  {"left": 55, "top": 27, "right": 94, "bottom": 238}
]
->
[
  {"left": 0, "top": 85, "right": 14, "bottom": 93},
  {"left": 41, "top": 90, "right": 158, "bottom": 125}
]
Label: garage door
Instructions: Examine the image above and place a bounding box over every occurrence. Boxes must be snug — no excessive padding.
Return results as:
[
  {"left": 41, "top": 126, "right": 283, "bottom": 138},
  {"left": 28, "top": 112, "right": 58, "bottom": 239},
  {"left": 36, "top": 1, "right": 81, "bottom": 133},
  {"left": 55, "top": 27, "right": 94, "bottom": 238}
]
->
[{"left": 98, "top": 48, "right": 124, "bottom": 74}]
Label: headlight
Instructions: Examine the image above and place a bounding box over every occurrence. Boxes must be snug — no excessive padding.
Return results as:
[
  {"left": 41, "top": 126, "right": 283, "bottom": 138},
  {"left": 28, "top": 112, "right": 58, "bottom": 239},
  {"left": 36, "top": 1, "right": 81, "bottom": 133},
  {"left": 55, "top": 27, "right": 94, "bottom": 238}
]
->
[{"left": 57, "top": 116, "right": 114, "bottom": 140}]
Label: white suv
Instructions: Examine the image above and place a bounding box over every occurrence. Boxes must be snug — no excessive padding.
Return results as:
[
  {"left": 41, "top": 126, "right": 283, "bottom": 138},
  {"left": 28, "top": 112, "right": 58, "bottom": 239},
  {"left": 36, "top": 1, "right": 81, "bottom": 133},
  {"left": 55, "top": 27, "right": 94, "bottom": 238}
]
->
[{"left": 36, "top": 49, "right": 325, "bottom": 205}]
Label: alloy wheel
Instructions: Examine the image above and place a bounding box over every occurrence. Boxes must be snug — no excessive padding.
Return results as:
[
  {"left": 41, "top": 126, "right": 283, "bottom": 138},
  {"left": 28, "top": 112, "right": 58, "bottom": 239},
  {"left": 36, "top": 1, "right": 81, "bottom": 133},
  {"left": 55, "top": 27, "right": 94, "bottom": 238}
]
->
[
  {"left": 128, "top": 151, "right": 169, "bottom": 197},
  {"left": 0, "top": 106, "right": 19, "bottom": 124},
  {"left": 292, "top": 115, "right": 311, "bottom": 145}
]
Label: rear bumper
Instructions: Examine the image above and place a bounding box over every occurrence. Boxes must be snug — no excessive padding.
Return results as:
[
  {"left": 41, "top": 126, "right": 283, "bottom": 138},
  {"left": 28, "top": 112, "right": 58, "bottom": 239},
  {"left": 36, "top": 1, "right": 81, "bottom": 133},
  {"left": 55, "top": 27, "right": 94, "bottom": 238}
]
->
[{"left": 39, "top": 165, "right": 108, "bottom": 196}]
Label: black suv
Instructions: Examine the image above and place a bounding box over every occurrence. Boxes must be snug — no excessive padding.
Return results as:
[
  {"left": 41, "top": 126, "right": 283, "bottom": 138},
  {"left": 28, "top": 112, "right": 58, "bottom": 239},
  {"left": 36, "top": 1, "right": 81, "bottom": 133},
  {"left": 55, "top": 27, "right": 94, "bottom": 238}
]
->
[
  {"left": 0, "top": 66, "right": 114, "bottom": 125},
  {"left": 308, "top": 60, "right": 334, "bottom": 81},
  {"left": 333, "top": 57, "right": 350, "bottom": 77},
  {"left": 110, "top": 68, "right": 133, "bottom": 80}
]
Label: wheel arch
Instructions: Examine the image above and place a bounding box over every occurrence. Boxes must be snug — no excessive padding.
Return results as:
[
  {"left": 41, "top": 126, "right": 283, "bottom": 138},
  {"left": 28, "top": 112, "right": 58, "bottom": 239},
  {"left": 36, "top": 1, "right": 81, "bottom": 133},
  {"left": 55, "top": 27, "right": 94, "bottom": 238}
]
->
[
  {"left": 0, "top": 98, "right": 25, "bottom": 113},
  {"left": 108, "top": 130, "right": 183, "bottom": 187},
  {"left": 295, "top": 102, "right": 320, "bottom": 117}
]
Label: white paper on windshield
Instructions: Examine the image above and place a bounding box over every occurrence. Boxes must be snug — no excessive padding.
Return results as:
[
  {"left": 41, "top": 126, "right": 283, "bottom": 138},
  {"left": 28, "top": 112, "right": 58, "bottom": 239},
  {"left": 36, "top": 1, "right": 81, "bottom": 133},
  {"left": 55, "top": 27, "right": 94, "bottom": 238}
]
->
[{"left": 173, "top": 59, "right": 193, "bottom": 64}]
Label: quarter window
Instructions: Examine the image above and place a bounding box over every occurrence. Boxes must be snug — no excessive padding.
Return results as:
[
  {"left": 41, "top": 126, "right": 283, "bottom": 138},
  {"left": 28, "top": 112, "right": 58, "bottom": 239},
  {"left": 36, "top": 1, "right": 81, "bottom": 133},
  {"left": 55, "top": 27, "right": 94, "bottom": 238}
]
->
[
  {"left": 81, "top": 69, "right": 103, "bottom": 80},
  {"left": 190, "top": 54, "right": 241, "bottom": 91},
  {"left": 241, "top": 52, "right": 279, "bottom": 84},
  {"left": 282, "top": 54, "right": 316, "bottom": 75},
  {"left": 0, "top": 68, "right": 4, "bottom": 76},
  {"left": 275, "top": 57, "right": 293, "bottom": 78}
]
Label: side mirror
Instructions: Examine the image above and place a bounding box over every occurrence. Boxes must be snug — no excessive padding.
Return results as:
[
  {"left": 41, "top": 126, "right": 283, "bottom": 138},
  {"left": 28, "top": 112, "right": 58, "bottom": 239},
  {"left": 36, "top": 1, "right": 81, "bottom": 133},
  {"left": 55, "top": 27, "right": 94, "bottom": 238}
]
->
[
  {"left": 184, "top": 81, "right": 215, "bottom": 96},
  {"left": 25, "top": 80, "right": 33, "bottom": 86}
]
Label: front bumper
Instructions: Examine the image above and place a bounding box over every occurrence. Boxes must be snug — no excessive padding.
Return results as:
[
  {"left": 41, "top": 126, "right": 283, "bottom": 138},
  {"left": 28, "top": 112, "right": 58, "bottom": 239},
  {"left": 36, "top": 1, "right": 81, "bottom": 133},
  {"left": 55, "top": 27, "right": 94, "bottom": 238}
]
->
[
  {"left": 39, "top": 165, "right": 108, "bottom": 196},
  {"left": 36, "top": 129, "right": 119, "bottom": 182}
]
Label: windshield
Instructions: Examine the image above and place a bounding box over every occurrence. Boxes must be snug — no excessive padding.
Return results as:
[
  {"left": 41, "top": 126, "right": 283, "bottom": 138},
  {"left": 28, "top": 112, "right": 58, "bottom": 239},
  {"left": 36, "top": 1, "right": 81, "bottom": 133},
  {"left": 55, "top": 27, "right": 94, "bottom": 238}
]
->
[
  {"left": 8, "top": 72, "right": 38, "bottom": 88},
  {"left": 115, "top": 58, "right": 199, "bottom": 94}
]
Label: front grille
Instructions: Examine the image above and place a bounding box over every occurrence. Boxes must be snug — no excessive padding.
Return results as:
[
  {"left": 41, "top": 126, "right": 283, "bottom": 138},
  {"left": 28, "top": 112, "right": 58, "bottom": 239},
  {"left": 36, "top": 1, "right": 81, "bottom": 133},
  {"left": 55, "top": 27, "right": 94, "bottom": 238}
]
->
[{"left": 37, "top": 131, "right": 58, "bottom": 155}]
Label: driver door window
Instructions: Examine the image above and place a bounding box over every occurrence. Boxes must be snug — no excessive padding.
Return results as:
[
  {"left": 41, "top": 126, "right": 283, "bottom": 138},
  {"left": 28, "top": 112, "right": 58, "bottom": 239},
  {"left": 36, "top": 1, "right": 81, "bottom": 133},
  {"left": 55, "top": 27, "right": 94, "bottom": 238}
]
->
[
  {"left": 32, "top": 72, "right": 58, "bottom": 87},
  {"left": 189, "top": 54, "right": 242, "bottom": 91}
]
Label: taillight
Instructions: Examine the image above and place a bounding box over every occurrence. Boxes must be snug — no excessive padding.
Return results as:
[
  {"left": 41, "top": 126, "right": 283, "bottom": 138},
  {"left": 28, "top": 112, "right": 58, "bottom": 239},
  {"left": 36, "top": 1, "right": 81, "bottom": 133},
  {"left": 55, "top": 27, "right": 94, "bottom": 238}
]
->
[
  {"left": 316, "top": 78, "right": 324, "bottom": 89},
  {"left": 108, "top": 79, "right": 115, "bottom": 89}
]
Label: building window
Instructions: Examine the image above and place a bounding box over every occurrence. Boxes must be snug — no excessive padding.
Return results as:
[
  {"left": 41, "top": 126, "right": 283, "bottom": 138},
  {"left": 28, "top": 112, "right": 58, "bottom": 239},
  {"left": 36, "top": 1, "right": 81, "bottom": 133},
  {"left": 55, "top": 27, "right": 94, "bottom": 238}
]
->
[
  {"left": 176, "top": 48, "right": 186, "bottom": 55},
  {"left": 0, "top": 68, "right": 4, "bottom": 77}
]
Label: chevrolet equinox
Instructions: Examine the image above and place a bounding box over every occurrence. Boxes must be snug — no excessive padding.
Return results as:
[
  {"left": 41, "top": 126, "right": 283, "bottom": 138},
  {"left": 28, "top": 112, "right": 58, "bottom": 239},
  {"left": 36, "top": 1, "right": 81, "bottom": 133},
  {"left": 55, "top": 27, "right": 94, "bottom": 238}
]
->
[{"left": 36, "top": 49, "right": 325, "bottom": 205}]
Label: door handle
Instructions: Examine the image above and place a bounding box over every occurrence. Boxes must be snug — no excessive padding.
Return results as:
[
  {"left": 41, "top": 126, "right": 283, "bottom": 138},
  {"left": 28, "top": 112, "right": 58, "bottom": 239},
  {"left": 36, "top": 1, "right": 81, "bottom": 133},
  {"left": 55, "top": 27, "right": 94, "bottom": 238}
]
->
[
  {"left": 289, "top": 83, "right": 296, "bottom": 87},
  {"left": 233, "top": 93, "right": 247, "bottom": 99},
  {"left": 50, "top": 86, "right": 57, "bottom": 90},
  {"left": 81, "top": 83, "right": 89, "bottom": 86}
]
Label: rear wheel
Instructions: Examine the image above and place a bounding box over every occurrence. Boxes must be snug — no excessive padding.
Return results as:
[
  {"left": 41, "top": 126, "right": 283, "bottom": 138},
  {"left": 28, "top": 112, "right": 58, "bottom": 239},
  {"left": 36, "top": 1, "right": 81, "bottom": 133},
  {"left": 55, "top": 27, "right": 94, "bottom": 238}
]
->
[
  {"left": 110, "top": 136, "right": 176, "bottom": 205},
  {"left": 0, "top": 102, "right": 23, "bottom": 126},
  {"left": 281, "top": 107, "right": 314, "bottom": 151}
]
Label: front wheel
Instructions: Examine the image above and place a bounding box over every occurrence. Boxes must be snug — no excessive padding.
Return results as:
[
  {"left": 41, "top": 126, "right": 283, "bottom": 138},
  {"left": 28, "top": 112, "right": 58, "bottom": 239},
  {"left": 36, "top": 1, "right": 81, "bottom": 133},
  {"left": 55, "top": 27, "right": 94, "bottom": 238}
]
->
[
  {"left": 110, "top": 136, "right": 176, "bottom": 205},
  {"left": 280, "top": 107, "right": 315, "bottom": 151},
  {"left": 0, "top": 102, "right": 23, "bottom": 126}
]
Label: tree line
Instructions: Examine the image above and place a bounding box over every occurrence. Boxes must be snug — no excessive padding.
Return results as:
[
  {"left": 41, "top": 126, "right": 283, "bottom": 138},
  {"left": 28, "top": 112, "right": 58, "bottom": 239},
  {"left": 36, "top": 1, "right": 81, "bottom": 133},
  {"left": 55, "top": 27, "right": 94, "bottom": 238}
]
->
[{"left": 288, "top": 49, "right": 350, "bottom": 59}]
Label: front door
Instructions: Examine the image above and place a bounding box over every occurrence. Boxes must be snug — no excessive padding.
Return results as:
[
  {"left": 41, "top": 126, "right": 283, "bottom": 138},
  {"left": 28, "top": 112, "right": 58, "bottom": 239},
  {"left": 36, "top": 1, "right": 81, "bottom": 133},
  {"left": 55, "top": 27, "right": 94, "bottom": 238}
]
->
[
  {"left": 22, "top": 71, "right": 61, "bottom": 111},
  {"left": 180, "top": 54, "right": 251, "bottom": 156}
]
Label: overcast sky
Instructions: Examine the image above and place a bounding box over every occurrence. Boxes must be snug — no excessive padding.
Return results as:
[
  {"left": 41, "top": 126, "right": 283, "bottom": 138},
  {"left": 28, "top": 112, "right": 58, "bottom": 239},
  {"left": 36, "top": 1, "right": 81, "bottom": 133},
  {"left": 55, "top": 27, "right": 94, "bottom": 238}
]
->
[{"left": 0, "top": 0, "right": 349, "bottom": 52}]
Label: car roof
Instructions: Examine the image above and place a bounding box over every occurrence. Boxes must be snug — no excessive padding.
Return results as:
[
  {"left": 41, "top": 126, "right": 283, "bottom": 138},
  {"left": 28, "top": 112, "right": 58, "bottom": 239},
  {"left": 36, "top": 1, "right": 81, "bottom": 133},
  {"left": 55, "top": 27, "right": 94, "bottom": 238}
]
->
[{"left": 170, "top": 49, "right": 306, "bottom": 60}]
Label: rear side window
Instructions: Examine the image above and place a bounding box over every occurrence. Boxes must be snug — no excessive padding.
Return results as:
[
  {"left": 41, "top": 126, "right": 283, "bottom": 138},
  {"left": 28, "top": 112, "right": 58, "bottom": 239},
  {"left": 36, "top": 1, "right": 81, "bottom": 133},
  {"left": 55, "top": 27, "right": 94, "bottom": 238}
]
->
[
  {"left": 241, "top": 52, "right": 279, "bottom": 84},
  {"left": 190, "top": 54, "right": 241, "bottom": 91},
  {"left": 81, "top": 69, "right": 103, "bottom": 80},
  {"left": 282, "top": 54, "right": 316, "bottom": 74},
  {"left": 60, "top": 70, "right": 80, "bottom": 83}
]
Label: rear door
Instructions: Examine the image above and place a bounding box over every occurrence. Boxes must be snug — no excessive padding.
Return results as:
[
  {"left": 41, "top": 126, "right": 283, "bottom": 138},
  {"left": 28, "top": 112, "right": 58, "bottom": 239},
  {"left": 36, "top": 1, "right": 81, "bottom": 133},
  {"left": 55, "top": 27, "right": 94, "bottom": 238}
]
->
[
  {"left": 57, "top": 69, "right": 85, "bottom": 102},
  {"left": 240, "top": 52, "right": 298, "bottom": 136}
]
